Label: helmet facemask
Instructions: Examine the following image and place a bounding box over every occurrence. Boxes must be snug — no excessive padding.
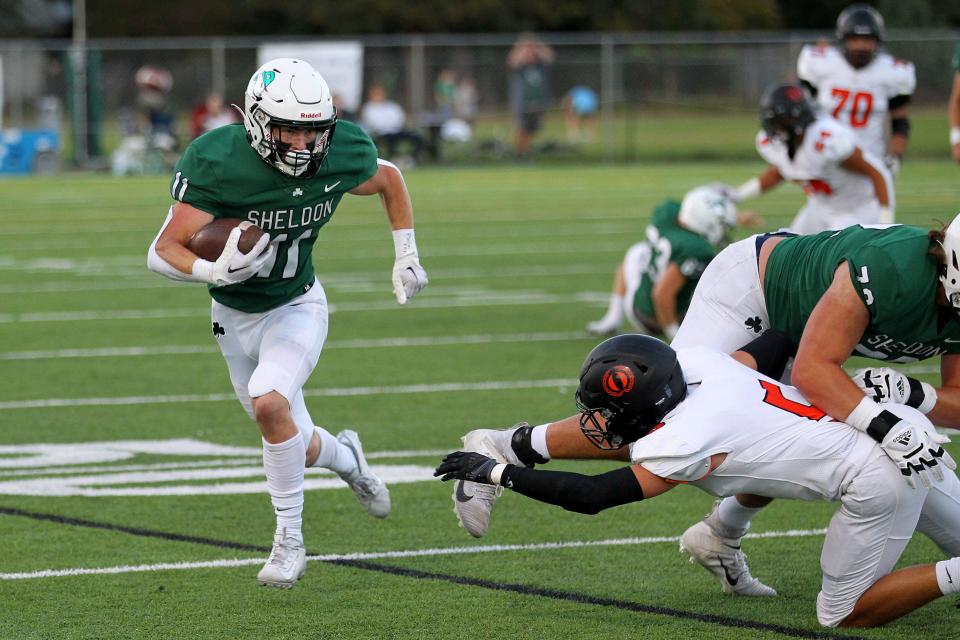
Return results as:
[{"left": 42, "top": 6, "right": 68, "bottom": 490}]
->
[
  {"left": 248, "top": 105, "right": 337, "bottom": 177},
  {"left": 575, "top": 393, "right": 655, "bottom": 450},
  {"left": 243, "top": 58, "right": 338, "bottom": 178},
  {"left": 939, "top": 219, "right": 960, "bottom": 311}
]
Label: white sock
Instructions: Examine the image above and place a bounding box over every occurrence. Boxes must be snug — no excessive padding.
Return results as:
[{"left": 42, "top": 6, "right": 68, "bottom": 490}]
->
[
  {"left": 716, "top": 496, "right": 763, "bottom": 535},
  {"left": 531, "top": 424, "right": 552, "bottom": 461},
  {"left": 262, "top": 434, "right": 305, "bottom": 543},
  {"left": 936, "top": 558, "right": 960, "bottom": 594},
  {"left": 594, "top": 294, "right": 624, "bottom": 327},
  {"left": 313, "top": 427, "right": 359, "bottom": 479}
]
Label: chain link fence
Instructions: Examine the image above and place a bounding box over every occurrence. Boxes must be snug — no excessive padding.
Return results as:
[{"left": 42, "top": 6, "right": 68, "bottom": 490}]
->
[{"left": 1, "top": 30, "right": 958, "bottom": 167}]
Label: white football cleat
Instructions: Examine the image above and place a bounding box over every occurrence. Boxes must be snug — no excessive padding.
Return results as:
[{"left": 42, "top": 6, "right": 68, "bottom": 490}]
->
[
  {"left": 586, "top": 318, "right": 619, "bottom": 337},
  {"left": 337, "top": 429, "right": 391, "bottom": 519},
  {"left": 452, "top": 426, "right": 523, "bottom": 538},
  {"left": 679, "top": 520, "right": 777, "bottom": 597},
  {"left": 257, "top": 530, "right": 306, "bottom": 589}
]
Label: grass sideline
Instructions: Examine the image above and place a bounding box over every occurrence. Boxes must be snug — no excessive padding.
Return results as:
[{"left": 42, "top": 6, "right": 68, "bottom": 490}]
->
[{"left": 1, "top": 160, "right": 959, "bottom": 639}]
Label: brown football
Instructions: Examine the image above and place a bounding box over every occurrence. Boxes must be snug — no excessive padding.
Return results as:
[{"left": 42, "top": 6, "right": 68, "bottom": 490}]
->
[{"left": 188, "top": 219, "right": 266, "bottom": 262}]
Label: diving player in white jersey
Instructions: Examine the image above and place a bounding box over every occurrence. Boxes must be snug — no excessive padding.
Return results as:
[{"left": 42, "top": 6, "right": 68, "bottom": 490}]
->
[
  {"left": 435, "top": 335, "right": 960, "bottom": 628},
  {"left": 731, "top": 83, "right": 893, "bottom": 234},
  {"left": 797, "top": 4, "right": 915, "bottom": 177}
]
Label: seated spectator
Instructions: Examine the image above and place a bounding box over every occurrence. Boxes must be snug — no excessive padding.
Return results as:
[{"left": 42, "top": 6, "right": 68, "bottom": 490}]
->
[
  {"left": 191, "top": 92, "right": 239, "bottom": 139},
  {"left": 454, "top": 75, "right": 478, "bottom": 124},
  {"left": 360, "top": 84, "right": 424, "bottom": 165},
  {"left": 434, "top": 69, "right": 457, "bottom": 121}
]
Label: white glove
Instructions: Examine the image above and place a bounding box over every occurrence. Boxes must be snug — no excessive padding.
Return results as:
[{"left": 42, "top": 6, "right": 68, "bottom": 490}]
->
[
  {"left": 392, "top": 254, "right": 428, "bottom": 304},
  {"left": 391, "top": 229, "right": 428, "bottom": 304},
  {"left": 883, "top": 153, "right": 901, "bottom": 178},
  {"left": 852, "top": 367, "right": 938, "bottom": 414},
  {"left": 194, "top": 227, "right": 273, "bottom": 287},
  {"left": 879, "top": 419, "right": 956, "bottom": 489}
]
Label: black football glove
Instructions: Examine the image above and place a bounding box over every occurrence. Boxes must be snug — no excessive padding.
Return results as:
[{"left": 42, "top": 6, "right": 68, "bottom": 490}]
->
[{"left": 434, "top": 451, "right": 499, "bottom": 484}]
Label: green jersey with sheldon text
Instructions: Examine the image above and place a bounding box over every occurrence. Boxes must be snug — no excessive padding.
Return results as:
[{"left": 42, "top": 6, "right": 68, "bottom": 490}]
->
[
  {"left": 170, "top": 121, "right": 378, "bottom": 313},
  {"left": 632, "top": 199, "right": 717, "bottom": 320},
  {"left": 764, "top": 224, "right": 960, "bottom": 363}
]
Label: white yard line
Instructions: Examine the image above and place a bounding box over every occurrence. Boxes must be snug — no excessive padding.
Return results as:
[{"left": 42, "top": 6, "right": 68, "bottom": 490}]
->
[
  {"left": 0, "top": 378, "right": 577, "bottom": 410},
  {"left": 0, "top": 528, "right": 828, "bottom": 581},
  {"left": 0, "top": 292, "right": 607, "bottom": 324},
  {"left": 0, "top": 331, "right": 588, "bottom": 361},
  {"left": 0, "top": 263, "right": 612, "bottom": 294}
]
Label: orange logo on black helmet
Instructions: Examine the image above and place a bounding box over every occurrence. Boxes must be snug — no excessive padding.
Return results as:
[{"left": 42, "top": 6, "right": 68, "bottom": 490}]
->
[{"left": 602, "top": 365, "right": 635, "bottom": 397}]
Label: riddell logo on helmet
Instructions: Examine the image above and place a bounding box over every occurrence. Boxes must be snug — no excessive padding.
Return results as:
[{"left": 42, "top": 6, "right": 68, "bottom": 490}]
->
[
  {"left": 602, "top": 365, "right": 635, "bottom": 397},
  {"left": 300, "top": 112, "right": 324, "bottom": 118}
]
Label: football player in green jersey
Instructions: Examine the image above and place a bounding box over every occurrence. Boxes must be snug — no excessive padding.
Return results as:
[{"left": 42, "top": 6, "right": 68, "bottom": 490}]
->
[
  {"left": 147, "top": 58, "right": 428, "bottom": 589},
  {"left": 586, "top": 185, "right": 737, "bottom": 339}
]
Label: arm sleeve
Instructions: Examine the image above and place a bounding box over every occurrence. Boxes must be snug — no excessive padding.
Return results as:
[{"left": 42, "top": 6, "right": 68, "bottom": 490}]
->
[
  {"left": 887, "top": 59, "right": 916, "bottom": 98},
  {"left": 499, "top": 465, "right": 644, "bottom": 515}
]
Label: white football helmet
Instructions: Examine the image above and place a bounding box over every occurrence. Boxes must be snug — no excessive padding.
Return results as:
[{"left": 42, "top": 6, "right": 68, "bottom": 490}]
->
[
  {"left": 243, "top": 58, "right": 337, "bottom": 177},
  {"left": 939, "top": 214, "right": 960, "bottom": 309},
  {"left": 678, "top": 185, "right": 738, "bottom": 246}
]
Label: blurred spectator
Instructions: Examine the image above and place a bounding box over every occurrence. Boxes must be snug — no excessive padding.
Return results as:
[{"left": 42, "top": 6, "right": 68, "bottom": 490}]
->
[
  {"left": 563, "top": 85, "right": 599, "bottom": 143},
  {"left": 454, "top": 75, "right": 478, "bottom": 124},
  {"left": 360, "top": 84, "right": 424, "bottom": 165},
  {"left": 134, "top": 65, "right": 176, "bottom": 152},
  {"left": 332, "top": 93, "right": 357, "bottom": 122},
  {"left": 191, "top": 92, "right": 239, "bottom": 139},
  {"left": 434, "top": 68, "right": 457, "bottom": 121},
  {"left": 507, "top": 32, "right": 554, "bottom": 158}
]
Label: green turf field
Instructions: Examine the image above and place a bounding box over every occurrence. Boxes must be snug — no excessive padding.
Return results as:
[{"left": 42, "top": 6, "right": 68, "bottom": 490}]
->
[{"left": 1, "top": 159, "right": 959, "bottom": 639}]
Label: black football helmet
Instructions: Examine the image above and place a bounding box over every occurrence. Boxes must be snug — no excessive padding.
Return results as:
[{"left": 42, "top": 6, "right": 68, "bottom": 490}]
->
[
  {"left": 575, "top": 334, "right": 687, "bottom": 450},
  {"left": 759, "top": 83, "right": 816, "bottom": 159},
  {"left": 836, "top": 4, "right": 884, "bottom": 69}
]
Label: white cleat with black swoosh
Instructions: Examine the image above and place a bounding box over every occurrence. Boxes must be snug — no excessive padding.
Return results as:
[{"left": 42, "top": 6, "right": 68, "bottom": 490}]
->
[
  {"left": 679, "top": 520, "right": 777, "bottom": 597},
  {"left": 451, "top": 427, "right": 523, "bottom": 538}
]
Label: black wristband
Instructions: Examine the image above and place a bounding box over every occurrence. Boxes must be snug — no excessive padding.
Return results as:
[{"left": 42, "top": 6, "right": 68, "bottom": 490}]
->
[
  {"left": 510, "top": 424, "right": 549, "bottom": 466},
  {"left": 890, "top": 116, "right": 910, "bottom": 137},
  {"left": 865, "top": 409, "right": 901, "bottom": 443},
  {"left": 905, "top": 377, "right": 926, "bottom": 409}
]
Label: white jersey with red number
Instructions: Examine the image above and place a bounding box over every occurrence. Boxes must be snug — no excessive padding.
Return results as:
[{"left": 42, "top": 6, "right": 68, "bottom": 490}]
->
[
  {"left": 755, "top": 115, "right": 885, "bottom": 215},
  {"left": 797, "top": 44, "right": 915, "bottom": 159},
  {"left": 629, "top": 347, "right": 880, "bottom": 501}
]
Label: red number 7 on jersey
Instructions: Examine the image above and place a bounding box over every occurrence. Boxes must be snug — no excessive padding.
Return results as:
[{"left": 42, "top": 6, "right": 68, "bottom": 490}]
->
[{"left": 759, "top": 380, "right": 826, "bottom": 420}]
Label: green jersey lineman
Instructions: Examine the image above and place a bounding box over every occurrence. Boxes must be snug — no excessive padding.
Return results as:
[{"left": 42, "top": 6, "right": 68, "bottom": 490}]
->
[
  {"left": 588, "top": 186, "right": 737, "bottom": 338},
  {"left": 632, "top": 199, "right": 716, "bottom": 322},
  {"left": 765, "top": 225, "right": 960, "bottom": 363},
  {"left": 171, "top": 121, "right": 377, "bottom": 312}
]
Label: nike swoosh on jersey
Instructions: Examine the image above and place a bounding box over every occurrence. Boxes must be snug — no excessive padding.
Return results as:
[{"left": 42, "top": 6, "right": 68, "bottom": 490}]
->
[
  {"left": 324, "top": 181, "right": 342, "bottom": 193},
  {"left": 455, "top": 481, "right": 474, "bottom": 502}
]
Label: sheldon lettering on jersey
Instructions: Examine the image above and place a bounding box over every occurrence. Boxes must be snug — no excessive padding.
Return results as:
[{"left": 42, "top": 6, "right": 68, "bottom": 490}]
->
[
  {"left": 857, "top": 333, "right": 946, "bottom": 362},
  {"left": 247, "top": 199, "right": 333, "bottom": 231}
]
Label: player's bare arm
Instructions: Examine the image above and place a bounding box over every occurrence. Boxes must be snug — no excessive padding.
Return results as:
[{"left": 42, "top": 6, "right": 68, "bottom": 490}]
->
[
  {"left": 735, "top": 165, "right": 782, "bottom": 202},
  {"left": 350, "top": 159, "right": 427, "bottom": 304},
  {"left": 349, "top": 159, "right": 414, "bottom": 229},
  {"left": 154, "top": 202, "right": 215, "bottom": 274},
  {"left": 949, "top": 73, "right": 960, "bottom": 163},
  {"left": 791, "top": 264, "right": 870, "bottom": 421},
  {"left": 840, "top": 148, "right": 889, "bottom": 207},
  {"left": 651, "top": 263, "right": 686, "bottom": 338},
  {"left": 929, "top": 354, "right": 960, "bottom": 428}
]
